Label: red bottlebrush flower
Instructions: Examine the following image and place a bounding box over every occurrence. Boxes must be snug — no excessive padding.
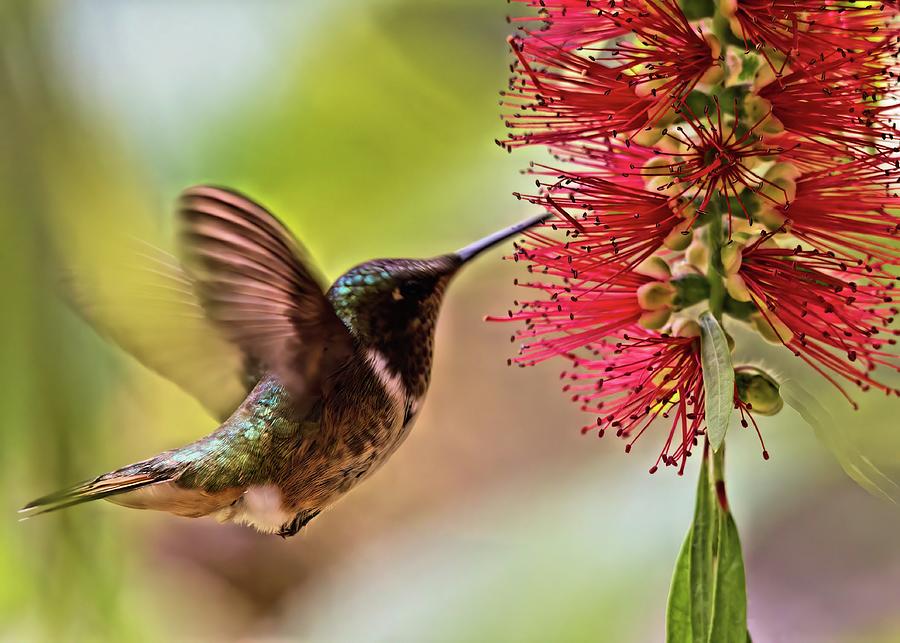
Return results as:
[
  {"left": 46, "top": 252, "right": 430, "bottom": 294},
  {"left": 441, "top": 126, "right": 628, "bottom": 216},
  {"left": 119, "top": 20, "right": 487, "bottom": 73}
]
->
[
  {"left": 502, "top": 40, "right": 653, "bottom": 149},
  {"left": 766, "top": 155, "right": 900, "bottom": 261},
  {"left": 515, "top": 161, "right": 688, "bottom": 275},
  {"left": 724, "top": 0, "right": 892, "bottom": 67},
  {"left": 497, "top": 0, "right": 899, "bottom": 474},
  {"left": 642, "top": 110, "right": 785, "bottom": 226},
  {"left": 561, "top": 330, "right": 762, "bottom": 474},
  {"left": 736, "top": 235, "right": 900, "bottom": 404},
  {"left": 496, "top": 263, "right": 667, "bottom": 365},
  {"left": 757, "top": 44, "right": 900, "bottom": 156},
  {"left": 502, "top": 1, "right": 720, "bottom": 149},
  {"left": 560, "top": 105, "right": 791, "bottom": 229},
  {"left": 507, "top": 0, "right": 631, "bottom": 51}
]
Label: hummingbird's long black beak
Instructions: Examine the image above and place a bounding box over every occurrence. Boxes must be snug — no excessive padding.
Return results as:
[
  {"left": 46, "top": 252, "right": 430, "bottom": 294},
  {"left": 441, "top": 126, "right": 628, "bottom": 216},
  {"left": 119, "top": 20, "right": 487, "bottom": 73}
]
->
[{"left": 454, "top": 211, "right": 551, "bottom": 265}]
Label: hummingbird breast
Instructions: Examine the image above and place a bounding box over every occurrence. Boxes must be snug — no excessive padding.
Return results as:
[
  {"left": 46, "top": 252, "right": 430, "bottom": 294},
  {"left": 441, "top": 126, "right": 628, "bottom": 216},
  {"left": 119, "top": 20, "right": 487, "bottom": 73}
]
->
[
  {"left": 303, "top": 346, "right": 422, "bottom": 493},
  {"left": 204, "top": 346, "right": 422, "bottom": 533}
]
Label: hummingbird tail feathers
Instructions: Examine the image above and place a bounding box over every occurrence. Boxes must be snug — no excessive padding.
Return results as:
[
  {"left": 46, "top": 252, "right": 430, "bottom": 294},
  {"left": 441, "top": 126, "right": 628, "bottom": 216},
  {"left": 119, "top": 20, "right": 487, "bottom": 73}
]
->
[{"left": 19, "top": 473, "right": 160, "bottom": 519}]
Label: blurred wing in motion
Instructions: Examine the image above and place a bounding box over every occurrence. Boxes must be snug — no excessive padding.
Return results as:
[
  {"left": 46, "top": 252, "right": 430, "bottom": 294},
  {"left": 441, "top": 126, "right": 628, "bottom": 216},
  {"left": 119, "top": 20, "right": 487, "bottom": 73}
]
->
[
  {"left": 782, "top": 379, "right": 900, "bottom": 504},
  {"left": 64, "top": 239, "right": 257, "bottom": 421},
  {"left": 177, "top": 185, "right": 355, "bottom": 411}
]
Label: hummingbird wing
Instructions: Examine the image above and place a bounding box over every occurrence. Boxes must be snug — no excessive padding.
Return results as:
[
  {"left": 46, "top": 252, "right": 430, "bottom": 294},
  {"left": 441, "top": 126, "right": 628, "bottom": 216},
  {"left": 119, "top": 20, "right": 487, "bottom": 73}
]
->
[
  {"left": 177, "top": 185, "right": 355, "bottom": 412},
  {"left": 63, "top": 238, "right": 260, "bottom": 421}
]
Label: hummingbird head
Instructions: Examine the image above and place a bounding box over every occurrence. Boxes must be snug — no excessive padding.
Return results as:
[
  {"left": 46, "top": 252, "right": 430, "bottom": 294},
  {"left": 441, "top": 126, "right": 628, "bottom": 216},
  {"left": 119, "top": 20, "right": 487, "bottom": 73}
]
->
[
  {"left": 329, "top": 254, "right": 460, "bottom": 349},
  {"left": 328, "top": 212, "right": 549, "bottom": 396}
]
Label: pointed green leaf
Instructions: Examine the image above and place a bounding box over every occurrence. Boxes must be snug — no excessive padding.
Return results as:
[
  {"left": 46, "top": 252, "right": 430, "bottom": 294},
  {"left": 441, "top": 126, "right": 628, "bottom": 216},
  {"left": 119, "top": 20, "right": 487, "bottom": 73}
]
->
[
  {"left": 668, "top": 445, "right": 749, "bottom": 642},
  {"left": 708, "top": 512, "right": 748, "bottom": 642},
  {"left": 666, "top": 527, "right": 693, "bottom": 643},
  {"left": 689, "top": 455, "right": 717, "bottom": 642},
  {"left": 699, "top": 312, "right": 734, "bottom": 451}
]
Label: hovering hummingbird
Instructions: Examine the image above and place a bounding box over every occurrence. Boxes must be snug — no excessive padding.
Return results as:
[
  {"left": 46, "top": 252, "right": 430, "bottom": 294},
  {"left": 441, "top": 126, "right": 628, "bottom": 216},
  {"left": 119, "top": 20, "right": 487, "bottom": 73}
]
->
[{"left": 21, "top": 186, "right": 547, "bottom": 536}]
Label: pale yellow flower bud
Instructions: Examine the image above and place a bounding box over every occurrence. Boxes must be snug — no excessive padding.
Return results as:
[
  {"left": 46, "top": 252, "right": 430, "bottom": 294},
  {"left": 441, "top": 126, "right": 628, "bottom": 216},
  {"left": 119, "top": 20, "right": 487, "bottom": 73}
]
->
[
  {"left": 765, "top": 162, "right": 801, "bottom": 184},
  {"left": 671, "top": 317, "right": 701, "bottom": 338},
  {"left": 674, "top": 198, "right": 698, "bottom": 221},
  {"left": 632, "top": 127, "right": 666, "bottom": 148},
  {"left": 758, "top": 176, "right": 797, "bottom": 205},
  {"left": 639, "top": 307, "right": 673, "bottom": 330},
  {"left": 725, "top": 273, "right": 753, "bottom": 302},
  {"left": 750, "top": 312, "right": 794, "bottom": 344},
  {"left": 720, "top": 243, "right": 744, "bottom": 275},
  {"left": 634, "top": 256, "right": 672, "bottom": 280},
  {"left": 637, "top": 281, "right": 676, "bottom": 311},
  {"left": 736, "top": 367, "right": 784, "bottom": 416},
  {"left": 719, "top": 0, "right": 737, "bottom": 18},
  {"left": 642, "top": 156, "right": 677, "bottom": 194},
  {"left": 755, "top": 203, "right": 787, "bottom": 231},
  {"left": 743, "top": 93, "right": 785, "bottom": 137},
  {"left": 752, "top": 55, "right": 790, "bottom": 93},
  {"left": 663, "top": 220, "right": 694, "bottom": 251},
  {"left": 686, "top": 237, "right": 710, "bottom": 272},
  {"left": 697, "top": 36, "right": 725, "bottom": 87},
  {"left": 728, "top": 15, "right": 745, "bottom": 42}
]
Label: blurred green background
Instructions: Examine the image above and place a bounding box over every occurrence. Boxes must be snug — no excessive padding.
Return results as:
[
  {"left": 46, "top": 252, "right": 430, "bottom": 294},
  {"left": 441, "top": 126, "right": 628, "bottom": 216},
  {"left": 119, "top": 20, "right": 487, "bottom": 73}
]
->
[{"left": 1, "top": 1, "right": 899, "bottom": 641}]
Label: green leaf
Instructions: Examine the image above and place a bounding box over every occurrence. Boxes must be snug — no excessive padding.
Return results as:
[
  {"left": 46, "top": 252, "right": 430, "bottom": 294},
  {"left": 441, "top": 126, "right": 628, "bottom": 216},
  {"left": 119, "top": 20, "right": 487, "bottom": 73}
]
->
[
  {"left": 668, "top": 446, "right": 749, "bottom": 642},
  {"left": 689, "top": 455, "right": 717, "bottom": 642},
  {"left": 708, "top": 512, "right": 748, "bottom": 642},
  {"left": 699, "top": 312, "right": 734, "bottom": 451},
  {"left": 666, "top": 527, "right": 693, "bottom": 643}
]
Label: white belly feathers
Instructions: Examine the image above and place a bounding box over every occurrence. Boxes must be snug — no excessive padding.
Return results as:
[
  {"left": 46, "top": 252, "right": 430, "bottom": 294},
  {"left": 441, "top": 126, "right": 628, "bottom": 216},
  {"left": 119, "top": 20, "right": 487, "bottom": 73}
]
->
[{"left": 215, "top": 484, "right": 294, "bottom": 534}]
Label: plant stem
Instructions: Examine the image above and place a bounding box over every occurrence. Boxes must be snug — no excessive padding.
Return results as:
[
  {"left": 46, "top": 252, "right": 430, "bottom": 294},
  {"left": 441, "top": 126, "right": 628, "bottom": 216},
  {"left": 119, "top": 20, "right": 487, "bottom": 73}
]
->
[
  {"left": 710, "top": 440, "right": 729, "bottom": 513},
  {"left": 707, "top": 214, "right": 726, "bottom": 321}
]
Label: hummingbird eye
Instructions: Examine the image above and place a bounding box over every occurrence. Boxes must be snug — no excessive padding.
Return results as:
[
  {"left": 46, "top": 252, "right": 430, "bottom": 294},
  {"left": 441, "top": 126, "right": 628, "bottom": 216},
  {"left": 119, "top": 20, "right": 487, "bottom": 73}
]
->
[{"left": 398, "top": 279, "right": 431, "bottom": 302}]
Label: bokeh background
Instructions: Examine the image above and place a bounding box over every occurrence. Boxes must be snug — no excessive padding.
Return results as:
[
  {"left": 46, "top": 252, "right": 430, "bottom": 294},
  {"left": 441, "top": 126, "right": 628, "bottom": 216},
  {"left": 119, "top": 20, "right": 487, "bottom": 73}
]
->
[{"left": 1, "top": 1, "right": 899, "bottom": 641}]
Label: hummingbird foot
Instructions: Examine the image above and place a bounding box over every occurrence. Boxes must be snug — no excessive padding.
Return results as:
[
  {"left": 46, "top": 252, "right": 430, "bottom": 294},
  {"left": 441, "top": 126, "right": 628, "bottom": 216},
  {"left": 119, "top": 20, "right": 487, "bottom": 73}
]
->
[{"left": 277, "top": 509, "right": 321, "bottom": 538}]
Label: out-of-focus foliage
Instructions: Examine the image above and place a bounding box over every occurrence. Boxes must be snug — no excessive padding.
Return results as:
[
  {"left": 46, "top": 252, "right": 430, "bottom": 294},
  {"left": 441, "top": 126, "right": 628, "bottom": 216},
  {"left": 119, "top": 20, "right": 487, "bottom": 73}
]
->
[{"left": 2, "top": 1, "right": 900, "bottom": 642}]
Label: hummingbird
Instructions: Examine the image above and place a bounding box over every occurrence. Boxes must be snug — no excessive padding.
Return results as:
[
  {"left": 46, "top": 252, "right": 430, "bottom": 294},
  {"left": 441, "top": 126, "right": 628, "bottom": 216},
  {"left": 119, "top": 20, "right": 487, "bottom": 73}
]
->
[{"left": 21, "top": 186, "right": 547, "bottom": 537}]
